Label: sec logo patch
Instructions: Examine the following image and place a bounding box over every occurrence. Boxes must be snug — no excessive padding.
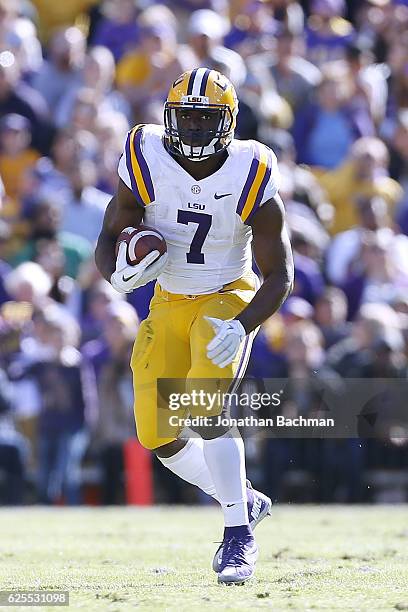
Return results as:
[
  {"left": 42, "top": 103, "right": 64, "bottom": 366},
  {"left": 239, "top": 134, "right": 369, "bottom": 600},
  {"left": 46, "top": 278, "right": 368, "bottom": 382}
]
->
[{"left": 191, "top": 185, "right": 201, "bottom": 194}]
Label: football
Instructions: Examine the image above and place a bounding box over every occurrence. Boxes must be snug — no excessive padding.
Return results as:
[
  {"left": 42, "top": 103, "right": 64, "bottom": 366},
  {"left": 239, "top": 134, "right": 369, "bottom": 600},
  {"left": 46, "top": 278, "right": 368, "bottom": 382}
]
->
[{"left": 115, "top": 226, "right": 167, "bottom": 266}]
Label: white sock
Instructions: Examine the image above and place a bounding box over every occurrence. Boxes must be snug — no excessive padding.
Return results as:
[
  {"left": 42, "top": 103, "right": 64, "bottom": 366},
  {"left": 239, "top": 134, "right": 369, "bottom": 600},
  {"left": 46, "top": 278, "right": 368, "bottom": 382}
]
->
[
  {"left": 157, "top": 437, "right": 219, "bottom": 500},
  {"left": 203, "top": 430, "right": 249, "bottom": 526}
]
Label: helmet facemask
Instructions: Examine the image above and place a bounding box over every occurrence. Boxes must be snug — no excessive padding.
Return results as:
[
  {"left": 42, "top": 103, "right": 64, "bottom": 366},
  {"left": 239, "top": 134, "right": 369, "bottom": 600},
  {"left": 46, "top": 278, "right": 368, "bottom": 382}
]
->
[{"left": 164, "top": 102, "right": 234, "bottom": 161}]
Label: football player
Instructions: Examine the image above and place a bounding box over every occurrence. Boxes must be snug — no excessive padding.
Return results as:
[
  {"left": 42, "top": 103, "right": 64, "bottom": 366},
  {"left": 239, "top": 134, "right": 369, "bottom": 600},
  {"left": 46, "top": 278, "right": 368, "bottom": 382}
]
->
[{"left": 95, "top": 68, "right": 294, "bottom": 584}]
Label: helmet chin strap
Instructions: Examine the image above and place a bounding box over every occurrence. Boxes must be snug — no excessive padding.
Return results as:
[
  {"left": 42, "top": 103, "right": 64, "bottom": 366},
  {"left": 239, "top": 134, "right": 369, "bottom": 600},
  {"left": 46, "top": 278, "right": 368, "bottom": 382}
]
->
[
  {"left": 180, "top": 137, "right": 219, "bottom": 161},
  {"left": 185, "top": 155, "right": 210, "bottom": 162}
]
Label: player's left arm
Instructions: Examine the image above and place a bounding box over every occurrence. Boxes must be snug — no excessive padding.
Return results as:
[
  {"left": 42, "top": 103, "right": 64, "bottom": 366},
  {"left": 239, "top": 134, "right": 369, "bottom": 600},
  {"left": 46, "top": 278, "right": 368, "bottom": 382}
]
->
[{"left": 236, "top": 194, "right": 294, "bottom": 333}]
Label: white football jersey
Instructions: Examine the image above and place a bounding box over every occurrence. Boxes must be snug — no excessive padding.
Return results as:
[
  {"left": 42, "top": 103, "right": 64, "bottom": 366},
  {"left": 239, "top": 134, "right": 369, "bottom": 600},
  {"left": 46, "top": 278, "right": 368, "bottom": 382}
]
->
[{"left": 118, "top": 124, "right": 280, "bottom": 294}]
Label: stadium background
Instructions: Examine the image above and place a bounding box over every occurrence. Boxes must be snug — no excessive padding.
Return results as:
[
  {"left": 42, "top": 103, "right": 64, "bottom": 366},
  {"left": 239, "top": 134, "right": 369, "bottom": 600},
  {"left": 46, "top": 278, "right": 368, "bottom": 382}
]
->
[{"left": 0, "top": 0, "right": 407, "bottom": 507}]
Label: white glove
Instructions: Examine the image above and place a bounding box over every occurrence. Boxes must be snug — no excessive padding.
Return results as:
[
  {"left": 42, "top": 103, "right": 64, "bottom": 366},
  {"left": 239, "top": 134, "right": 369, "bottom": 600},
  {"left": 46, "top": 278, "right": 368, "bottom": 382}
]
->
[
  {"left": 110, "top": 242, "right": 168, "bottom": 293},
  {"left": 205, "top": 316, "right": 247, "bottom": 368}
]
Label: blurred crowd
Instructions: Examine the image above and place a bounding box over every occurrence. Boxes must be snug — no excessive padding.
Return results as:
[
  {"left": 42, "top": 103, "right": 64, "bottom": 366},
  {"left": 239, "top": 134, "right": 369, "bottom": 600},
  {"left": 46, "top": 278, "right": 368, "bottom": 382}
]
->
[{"left": 0, "top": 0, "right": 408, "bottom": 506}]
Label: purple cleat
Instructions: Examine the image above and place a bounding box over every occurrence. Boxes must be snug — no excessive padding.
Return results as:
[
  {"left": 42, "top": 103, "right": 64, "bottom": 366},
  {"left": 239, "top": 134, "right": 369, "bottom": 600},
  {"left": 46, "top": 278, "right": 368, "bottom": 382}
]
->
[
  {"left": 212, "top": 481, "right": 272, "bottom": 572},
  {"left": 217, "top": 535, "right": 259, "bottom": 585}
]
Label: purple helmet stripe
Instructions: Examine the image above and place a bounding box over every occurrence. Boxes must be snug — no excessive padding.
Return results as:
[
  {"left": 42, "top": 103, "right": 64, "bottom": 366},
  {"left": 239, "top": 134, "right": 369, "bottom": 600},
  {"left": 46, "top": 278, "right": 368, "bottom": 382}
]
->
[
  {"left": 187, "top": 68, "right": 198, "bottom": 95},
  {"left": 200, "top": 69, "right": 211, "bottom": 95}
]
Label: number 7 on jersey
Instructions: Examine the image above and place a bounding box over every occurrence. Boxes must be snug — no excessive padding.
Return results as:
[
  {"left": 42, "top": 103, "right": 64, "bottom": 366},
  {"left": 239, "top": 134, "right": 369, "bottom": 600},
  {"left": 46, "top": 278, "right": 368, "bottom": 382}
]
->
[{"left": 177, "top": 210, "right": 212, "bottom": 264}]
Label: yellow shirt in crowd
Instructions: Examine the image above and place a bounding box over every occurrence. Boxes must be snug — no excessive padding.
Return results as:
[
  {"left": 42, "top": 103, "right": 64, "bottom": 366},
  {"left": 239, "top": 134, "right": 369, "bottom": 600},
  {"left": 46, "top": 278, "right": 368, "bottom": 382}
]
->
[
  {"left": 116, "top": 52, "right": 151, "bottom": 88},
  {"left": 0, "top": 149, "right": 40, "bottom": 219},
  {"left": 313, "top": 163, "right": 403, "bottom": 235},
  {"left": 31, "top": 0, "right": 98, "bottom": 41}
]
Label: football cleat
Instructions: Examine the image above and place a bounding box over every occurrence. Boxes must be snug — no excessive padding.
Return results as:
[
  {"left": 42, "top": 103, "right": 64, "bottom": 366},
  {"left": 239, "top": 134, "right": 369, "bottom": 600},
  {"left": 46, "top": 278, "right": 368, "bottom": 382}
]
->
[
  {"left": 212, "top": 481, "right": 272, "bottom": 572},
  {"left": 217, "top": 535, "right": 258, "bottom": 585}
]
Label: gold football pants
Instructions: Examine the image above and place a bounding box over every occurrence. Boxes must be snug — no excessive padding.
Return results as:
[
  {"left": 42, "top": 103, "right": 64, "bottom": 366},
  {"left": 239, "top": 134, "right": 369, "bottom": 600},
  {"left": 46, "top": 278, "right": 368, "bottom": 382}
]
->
[{"left": 130, "top": 272, "right": 258, "bottom": 449}]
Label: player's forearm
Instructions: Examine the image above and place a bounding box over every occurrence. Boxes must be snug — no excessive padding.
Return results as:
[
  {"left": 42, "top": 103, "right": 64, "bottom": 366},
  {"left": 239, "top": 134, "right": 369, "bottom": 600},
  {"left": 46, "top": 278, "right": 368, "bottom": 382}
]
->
[
  {"left": 95, "top": 231, "right": 116, "bottom": 282},
  {"left": 234, "top": 274, "right": 293, "bottom": 334}
]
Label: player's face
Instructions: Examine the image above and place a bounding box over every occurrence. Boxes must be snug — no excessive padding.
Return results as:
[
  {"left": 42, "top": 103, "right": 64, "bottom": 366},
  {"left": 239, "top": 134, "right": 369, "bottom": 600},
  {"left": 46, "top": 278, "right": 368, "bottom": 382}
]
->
[{"left": 175, "top": 108, "right": 221, "bottom": 147}]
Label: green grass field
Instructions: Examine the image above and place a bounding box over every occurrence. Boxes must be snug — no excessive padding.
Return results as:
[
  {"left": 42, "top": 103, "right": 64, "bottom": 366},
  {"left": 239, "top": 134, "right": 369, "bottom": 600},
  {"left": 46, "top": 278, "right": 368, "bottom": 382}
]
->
[{"left": 1, "top": 505, "right": 407, "bottom": 611}]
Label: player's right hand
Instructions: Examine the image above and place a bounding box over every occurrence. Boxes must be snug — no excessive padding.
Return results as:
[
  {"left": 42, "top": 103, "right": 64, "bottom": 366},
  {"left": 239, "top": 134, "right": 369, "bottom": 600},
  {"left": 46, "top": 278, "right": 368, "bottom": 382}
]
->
[{"left": 110, "top": 242, "right": 168, "bottom": 293}]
